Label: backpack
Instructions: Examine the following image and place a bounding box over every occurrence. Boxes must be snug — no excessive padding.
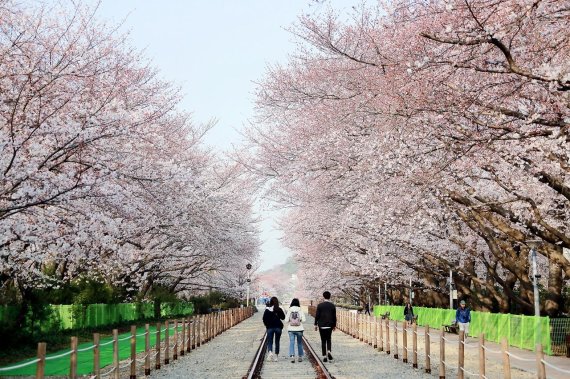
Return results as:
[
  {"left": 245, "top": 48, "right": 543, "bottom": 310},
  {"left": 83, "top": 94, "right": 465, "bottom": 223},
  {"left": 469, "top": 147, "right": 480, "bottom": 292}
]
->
[{"left": 290, "top": 310, "right": 301, "bottom": 326}]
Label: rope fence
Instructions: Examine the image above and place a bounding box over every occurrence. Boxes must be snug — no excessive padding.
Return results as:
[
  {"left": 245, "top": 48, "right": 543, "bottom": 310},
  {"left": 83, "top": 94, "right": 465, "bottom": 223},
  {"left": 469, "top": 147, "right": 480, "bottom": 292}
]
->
[
  {"left": 307, "top": 306, "right": 568, "bottom": 379},
  {"left": 0, "top": 306, "right": 254, "bottom": 379}
]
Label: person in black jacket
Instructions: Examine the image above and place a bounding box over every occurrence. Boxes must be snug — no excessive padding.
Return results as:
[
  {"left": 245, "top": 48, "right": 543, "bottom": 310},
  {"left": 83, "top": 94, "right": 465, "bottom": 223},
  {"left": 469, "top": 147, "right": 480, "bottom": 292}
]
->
[
  {"left": 262, "top": 296, "right": 285, "bottom": 361},
  {"left": 314, "top": 291, "right": 336, "bottom": 362},
  {"left": 404, "top": 302, "right": 414, "bottom": 324}
]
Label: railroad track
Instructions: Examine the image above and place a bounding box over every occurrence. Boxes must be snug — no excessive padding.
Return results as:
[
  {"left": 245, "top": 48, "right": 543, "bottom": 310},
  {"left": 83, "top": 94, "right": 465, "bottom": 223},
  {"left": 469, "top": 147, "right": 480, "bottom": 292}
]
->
[{"left": 243, "top": 332, "right": 335, "bottom": 379}]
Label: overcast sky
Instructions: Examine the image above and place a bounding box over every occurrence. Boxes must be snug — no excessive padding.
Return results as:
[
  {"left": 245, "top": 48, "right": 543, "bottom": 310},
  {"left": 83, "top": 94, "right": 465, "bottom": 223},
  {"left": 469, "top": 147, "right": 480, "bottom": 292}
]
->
[{"left": 87, "top": 0, "right": 364, "bottom": 271}]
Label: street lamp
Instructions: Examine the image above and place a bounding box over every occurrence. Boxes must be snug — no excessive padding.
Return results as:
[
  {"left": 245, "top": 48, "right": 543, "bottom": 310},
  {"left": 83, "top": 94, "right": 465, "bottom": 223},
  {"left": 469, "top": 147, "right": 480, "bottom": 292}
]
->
[
  {"left": 526, "top": 240, "right": 543, "bottom": 345},
  {"left": 246, "top": 263, "right": 252, "bottom": 307}
]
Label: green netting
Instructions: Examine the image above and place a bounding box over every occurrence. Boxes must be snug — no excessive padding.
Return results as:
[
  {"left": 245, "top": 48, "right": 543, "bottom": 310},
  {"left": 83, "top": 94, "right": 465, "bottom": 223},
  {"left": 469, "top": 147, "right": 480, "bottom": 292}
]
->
[
  {"left": 0, "top": 305, "right": 18, "bottom": 325},
  {"left": 0, "top": 302, "right": 192, "bottom": 331},
  {"left": 0, "top": 324, "right": 185, "bottom": 376},
  {"left": 373, "top": 305, "right": 552, "bottom": 354}
]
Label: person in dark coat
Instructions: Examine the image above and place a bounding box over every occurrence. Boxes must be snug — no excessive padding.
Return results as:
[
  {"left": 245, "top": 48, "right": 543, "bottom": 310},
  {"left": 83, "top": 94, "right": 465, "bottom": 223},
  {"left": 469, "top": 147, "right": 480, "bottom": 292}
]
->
[
  {"left": 314, "top": 291, "right": 337, "bottom": 362},
  {"left": 262, "top": 296, "right": 285, "bottom": 361},
  {"left": 404, "top": 302, "right": 414, "bottom": 323}
]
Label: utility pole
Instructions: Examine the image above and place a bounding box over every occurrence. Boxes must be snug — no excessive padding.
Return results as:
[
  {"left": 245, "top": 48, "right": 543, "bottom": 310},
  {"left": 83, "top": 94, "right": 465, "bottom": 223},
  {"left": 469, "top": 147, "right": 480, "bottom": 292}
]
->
[
  {"left": 531, "top": 248, "right": 541, "bottom": 343},
  {"left": 449, "top": 269, "right": 453, "bottom": 309},
  {"left": 378, "top": 283, "right": 381, "bottom": 306},
  {"left": 409, "top": 277, "right": 413, "bottom": 305},
  {"left": 246, "top": 263, "right": 252, "bottom": 307}
]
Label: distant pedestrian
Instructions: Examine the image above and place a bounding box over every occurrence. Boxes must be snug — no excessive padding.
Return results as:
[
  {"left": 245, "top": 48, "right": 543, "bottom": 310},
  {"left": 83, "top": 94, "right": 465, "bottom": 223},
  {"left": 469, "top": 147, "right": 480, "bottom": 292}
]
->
[
  {"left": 456, "top": 300, "right": 471, "bottom": 337},
  {"left": 314, "top": 291, "right": 337, "bottom": 362},
  {"left": 263, "top": 296, "right": 285, "bottom": 361},
  {"left": 404, "top": 302, "right": 414, "bottom": 324},
  {"left": 285, "top": 298, "right": 306, "bottom": 363},
  {"left": 364, "top": 302, "right": 371, "bottom": 316}
]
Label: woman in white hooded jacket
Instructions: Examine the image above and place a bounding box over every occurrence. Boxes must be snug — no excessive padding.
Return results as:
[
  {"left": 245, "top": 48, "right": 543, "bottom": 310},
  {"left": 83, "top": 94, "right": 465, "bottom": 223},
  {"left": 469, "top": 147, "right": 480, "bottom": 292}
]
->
[{"left": 284, "top": 298, "right": 306, "bottom": 362}]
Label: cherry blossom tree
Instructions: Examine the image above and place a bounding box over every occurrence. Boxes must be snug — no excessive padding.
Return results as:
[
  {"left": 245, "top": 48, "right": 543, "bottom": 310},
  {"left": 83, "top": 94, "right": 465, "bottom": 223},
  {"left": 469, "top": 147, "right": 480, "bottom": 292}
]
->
[
  {"left": 245, "top": 0, "right": 568, "bottom": 314},
  {"left": 0, "top": 1, "right": 260, "bottom": 303}
]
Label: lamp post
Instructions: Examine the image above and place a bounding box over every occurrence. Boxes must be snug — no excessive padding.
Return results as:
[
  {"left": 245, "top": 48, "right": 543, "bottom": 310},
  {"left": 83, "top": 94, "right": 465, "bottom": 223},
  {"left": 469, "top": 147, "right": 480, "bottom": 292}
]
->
[
  {"left": 530, "top": 248, "right": 540, "bottom": 318},
  {"left": 246, "top": 263, "right": 252, "bottom": 307},
  {"left": 449, "top": 269, "right": 453, "bottom": 310},
  {"left": 409, "top": 277, "right": 413, "bottom": 305},
  {"left": 530, "top": 247, "right": 542, "bottom": 344}
]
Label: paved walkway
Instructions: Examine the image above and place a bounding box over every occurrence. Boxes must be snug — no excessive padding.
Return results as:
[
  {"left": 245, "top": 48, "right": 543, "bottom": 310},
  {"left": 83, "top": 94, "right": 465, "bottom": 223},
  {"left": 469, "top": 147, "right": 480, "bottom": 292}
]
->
[
  {"left": 304, "top": 316, "right": 433, "bottom": 379},
  {"left": 143, "top": 309, "right": 569, "bottom": 379},
  {"left": 399, "top": 322, "right": 570, "bottom": 379},
  {"left": 148, "top": 312, "right": 263, "bottom": 379}
]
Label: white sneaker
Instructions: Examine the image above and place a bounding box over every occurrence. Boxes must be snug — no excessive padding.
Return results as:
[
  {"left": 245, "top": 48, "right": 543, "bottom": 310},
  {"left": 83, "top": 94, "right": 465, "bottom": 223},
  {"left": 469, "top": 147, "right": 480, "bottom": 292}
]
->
[
  {"left": 273, "top": 354, "right": 279, "bottom": 362},
  {"left": 298, "top": 356, "right": 302, "bottom": 362},
  {"left": 267, "top": 351, "right": 274, "bottom": 361},
  {"left": 290, "top": 355, "right": 295, "bottom": 363}
]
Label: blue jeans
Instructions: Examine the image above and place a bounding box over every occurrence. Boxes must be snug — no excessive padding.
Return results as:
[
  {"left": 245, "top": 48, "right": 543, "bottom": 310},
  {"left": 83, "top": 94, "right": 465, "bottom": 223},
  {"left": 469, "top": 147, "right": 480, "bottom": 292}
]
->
[
  {"left": 288, "top": 331, "right": 304, "bottom": 357},
  {"left": 266, "top": 327, "right": 282, "bottom": 355}
]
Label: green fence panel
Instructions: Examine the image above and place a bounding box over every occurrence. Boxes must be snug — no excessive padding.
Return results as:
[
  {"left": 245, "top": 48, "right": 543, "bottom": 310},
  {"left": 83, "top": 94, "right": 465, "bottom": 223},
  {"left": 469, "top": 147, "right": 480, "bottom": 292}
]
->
[
  {"left": 510, "top": 314, "right": 523, "bottom": 348},
  {"left": 373, "top": 305, "right": 552, "bottom": 354},
  {"left": 0, "top": 324, "right": 183, "bottom": 376},
  {"left": 0, "top": 305, "right": 18, "bottom": 325}
]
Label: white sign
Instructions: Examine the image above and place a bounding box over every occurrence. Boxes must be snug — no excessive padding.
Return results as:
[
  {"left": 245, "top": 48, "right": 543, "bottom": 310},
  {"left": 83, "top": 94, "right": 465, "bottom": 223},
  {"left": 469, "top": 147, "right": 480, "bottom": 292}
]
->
[
  {"left": 452, "top": 290, "right": 458, "bottom": 300},
  {"left": 564, "top": 247, "right": 570, "bottom": 261}
]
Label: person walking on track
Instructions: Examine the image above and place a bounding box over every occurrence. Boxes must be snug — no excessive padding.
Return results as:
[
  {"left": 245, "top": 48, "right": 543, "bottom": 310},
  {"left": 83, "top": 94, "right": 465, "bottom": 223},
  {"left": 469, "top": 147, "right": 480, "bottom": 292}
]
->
[
  {"left": 284, "top": 298, "right": 306, "bottom": 363},
  {"left": 263, "top": 296, "right": 285, "bottom": 361},
  {"left": 314, "top": 291, "right": 337, "bottom": 362}
]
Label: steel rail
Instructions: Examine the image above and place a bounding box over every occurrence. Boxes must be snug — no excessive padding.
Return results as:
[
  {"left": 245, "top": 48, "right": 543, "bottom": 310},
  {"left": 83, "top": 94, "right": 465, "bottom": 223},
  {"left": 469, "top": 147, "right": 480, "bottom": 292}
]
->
[
  {"left": 302, "top": 335, "right": 335, "bottom": 379},
  {"left": 242, "top": 332, "right": 267, "bottom": 379}
]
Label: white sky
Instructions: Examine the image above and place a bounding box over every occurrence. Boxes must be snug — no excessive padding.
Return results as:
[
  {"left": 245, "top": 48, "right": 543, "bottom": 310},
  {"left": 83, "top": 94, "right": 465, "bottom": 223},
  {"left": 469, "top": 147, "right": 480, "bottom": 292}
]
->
[{"left": 88, "top": 0, "right": 365, "bottom": 271}]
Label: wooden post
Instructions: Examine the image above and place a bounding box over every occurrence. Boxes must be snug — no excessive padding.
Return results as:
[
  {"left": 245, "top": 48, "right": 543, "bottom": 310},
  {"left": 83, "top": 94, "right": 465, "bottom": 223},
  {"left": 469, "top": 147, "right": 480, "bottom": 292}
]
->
[
  {"left": 130, "top": 325, "right": 136, "bottom": 379},
  {"left": 204, "top": 315, "right": 208, "bottom": 342},
  {"left": 403, "top": 322, "right": 408, "bottom": 363},
  {"left": 70, "top": 336, "right": 78, "bottom": 379},
  {"left": 386, "top": 318, "right": 391, "bottom": 355},
  {"left": 458, "top": 330, "right": 465, "bottom": 379},
  {"left": 165, "top": 320, "right": 170, "bottom": 364},
  {"left": 439, "top": 329, "right": 445, "bottom": 379},
  {"left": 93, "top": 333, "right": 100, "bottom": 379},
  {"left": 501, "top": 338, "right": 511, "bottom": 379},
  {"left": 173, "top": 319, "right": 178, "bottom": 360},
  {"left": 198, "top": 315, "right": 202, "bottom": 346},
  {"left": 209, "top": 313, "right": 213, "bottom": 340},
  {"left": 360, "top": 314, "right": 364, "bottom": 341},
  {"left": 368, "top": 315, "right": 376, "bottom": 347},
  {"left": 155, "top": 322, "right": 161, "bottom": 370},
  {"left": 378, "top": 316, "right": 384, "bottom": 352},
  {"left": 192, "top": 316, "right": 196, "bottom": 349},
  {"left": 425, "top": 325, "right": 431, "bottom": 374},
  {"left": 373, "top": 316, "right": 378, "bottom": 348},
  {"left": 394, "top": 320, "right": 399, "bottom": 359},
  {"left": 536, "top": 344, "right": 546, "bottom": 379},
  {"left": 113, "top": 329, "right": 120, "bottom": 379},
  {"left": 365, "top": 315, "right": 369, "bottom": 344},
  {"left": 145, "top": 324, "right": 151, "bottom": 376},
  {"left": 186, "top": 316, "right": 192, "bottom": 352},
  {"left": 412, "top": 322, "right": 418, "bottom": 368},
  {"left": 35, "top": 342, "right": 46, "bottom": 379},
  {"left": 181, "top": 318, "right": 186, "bottom": 356},
  {"left": 478, "top": 333, "right": 485, "bottom": 379}
]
